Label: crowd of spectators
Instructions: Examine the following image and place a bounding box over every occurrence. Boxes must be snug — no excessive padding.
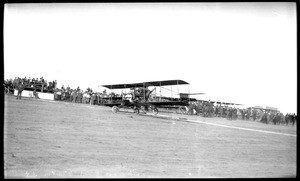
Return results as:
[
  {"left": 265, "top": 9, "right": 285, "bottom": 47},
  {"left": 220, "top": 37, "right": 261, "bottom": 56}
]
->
[
  {"left": 3, "top": 76, "right": 57, "bottom": 93},
  {"left": 187, "top": 101, "right": 297, "bottom": 126},
  {"left": 53, "top": 85, "right": 121, "bottom": 105}
]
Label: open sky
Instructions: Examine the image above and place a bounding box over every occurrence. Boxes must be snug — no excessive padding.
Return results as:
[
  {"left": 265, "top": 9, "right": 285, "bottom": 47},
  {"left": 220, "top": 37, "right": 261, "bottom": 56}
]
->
[{"left": 4, "top": 3, "right": 297, "bottom": 114}]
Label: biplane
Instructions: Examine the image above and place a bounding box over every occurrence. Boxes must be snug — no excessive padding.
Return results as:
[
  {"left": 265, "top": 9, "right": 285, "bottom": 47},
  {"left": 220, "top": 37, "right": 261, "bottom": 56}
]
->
[{"left": 101, "top": 80, "right": 204, "bottom": 115}]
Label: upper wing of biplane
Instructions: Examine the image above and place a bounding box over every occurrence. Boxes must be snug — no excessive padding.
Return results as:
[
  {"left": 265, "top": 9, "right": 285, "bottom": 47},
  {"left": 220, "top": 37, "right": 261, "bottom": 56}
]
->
[{"left": 101, "top": 79, "right": 189, "bottom": 89}]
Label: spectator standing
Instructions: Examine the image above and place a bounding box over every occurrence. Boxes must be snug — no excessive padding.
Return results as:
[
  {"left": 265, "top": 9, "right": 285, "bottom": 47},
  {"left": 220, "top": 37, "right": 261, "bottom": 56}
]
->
[
  {"left": 90, "top": 93, "right": 94, "bottom": 105},
  {"left": 252, "top": 109, "right": 257, "bottom": 121},
  {"left": 72, "top": 90, "right": 77, "bottom": 103},
  {"left": 246, "top": 109, "right": 251, "bottom": 120},
  {"left": 53, "top": 80, "right": 57, "bottom": 89},
  {"left": 261, "top": 111, "right": 268, "bottom": 124},
  {"left": 77, "top": 90, "right": 82, "bottom": 103}
]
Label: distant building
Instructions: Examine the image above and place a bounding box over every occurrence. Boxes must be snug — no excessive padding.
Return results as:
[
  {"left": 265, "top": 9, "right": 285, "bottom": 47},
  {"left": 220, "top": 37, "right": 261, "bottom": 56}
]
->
[
  {"left": 253, "top": 106, "right": 264, "bottom": 110},
  {"left": 265, "top": 106, "right": 278, "bottom": 112}
]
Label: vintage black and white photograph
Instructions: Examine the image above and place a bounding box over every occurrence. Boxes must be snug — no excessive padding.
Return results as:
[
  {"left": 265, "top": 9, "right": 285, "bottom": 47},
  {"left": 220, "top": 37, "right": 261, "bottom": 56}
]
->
[{"left": 3, "top": 2, "right": 296, "bottom": 178}]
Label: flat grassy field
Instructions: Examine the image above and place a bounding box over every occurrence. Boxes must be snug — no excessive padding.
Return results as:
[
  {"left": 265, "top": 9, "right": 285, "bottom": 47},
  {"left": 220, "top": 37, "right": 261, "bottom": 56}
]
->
[{"left": 4, "top": 94, "right": 297, "bottom": 178}]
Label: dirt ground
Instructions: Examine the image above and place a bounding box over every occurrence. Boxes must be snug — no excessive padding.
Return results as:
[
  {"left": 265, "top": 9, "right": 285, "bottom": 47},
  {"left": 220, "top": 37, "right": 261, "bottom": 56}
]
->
[{"left": 4, "top": 94, "right": 297, "bottom": 178}]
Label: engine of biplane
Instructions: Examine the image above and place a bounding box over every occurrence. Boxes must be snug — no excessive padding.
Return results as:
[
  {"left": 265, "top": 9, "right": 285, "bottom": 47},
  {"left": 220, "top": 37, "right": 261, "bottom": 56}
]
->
[{"left": 127, "top": 87, "right": 155, "bottom": 102}]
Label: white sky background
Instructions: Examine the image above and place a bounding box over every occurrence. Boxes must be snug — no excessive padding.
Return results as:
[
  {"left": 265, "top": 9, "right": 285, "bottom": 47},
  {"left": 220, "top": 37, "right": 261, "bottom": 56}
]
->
[{"left": 4, "top": 3, "right": 297, "bottom": 114}]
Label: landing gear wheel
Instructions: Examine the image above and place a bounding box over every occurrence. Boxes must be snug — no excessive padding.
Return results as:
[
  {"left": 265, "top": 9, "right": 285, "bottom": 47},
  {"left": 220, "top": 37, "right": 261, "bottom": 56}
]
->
[
  {"left": 133, "top": 107, "right": 139, "bottom": 114},
  {"left": 152, "top": 108, "right": 158, "bottom": 115},
  {"left": 112, "top": 106, "right": 119, "bottom": 113},
  {"left": 179, "top": 106, "right": 187, "bottom": 114}
]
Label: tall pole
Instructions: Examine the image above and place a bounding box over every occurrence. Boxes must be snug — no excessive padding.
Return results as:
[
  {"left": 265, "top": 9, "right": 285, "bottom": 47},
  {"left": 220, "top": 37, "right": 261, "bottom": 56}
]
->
[
  {"left": 143, "top": 82, "right": 145, "bottom": 102},
  {"left": 188, "top": 85, "right": 190, "bottom": 103},
  {"left": 177, "top": 80, "right": 179, "bottom": 98},
  {"left": 155, "top": 86, "right": 157, "bottom": 101},
  {"left": 110, "top": 85, "right": 112, "bottom": 103},
  {"left": 159, "top": 82, "right": 161, "bottom": 102},
  {"left": 171, "top": 85, "right": 172, "bottom": 101},
  {"left": 97, "top": 85, "right": 100, "bottom": 105}
]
